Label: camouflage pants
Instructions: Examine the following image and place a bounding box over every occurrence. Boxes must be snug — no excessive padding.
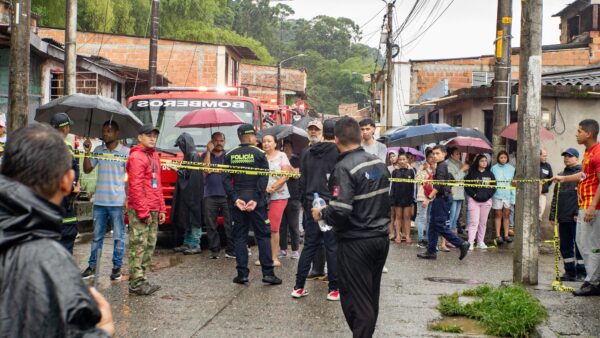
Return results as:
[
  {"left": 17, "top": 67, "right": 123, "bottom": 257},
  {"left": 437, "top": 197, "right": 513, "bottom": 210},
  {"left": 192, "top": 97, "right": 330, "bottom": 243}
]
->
[{"left": 128, "top": 210, "right": 158, "bottom": 288}]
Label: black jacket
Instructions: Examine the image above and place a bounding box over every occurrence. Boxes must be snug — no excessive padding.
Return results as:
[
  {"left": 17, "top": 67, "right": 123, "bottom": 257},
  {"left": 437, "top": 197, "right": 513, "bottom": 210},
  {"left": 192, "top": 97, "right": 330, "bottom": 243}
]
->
[
  {"left": 0, "top": 175, "right": 109, "bottom": 338},
  {"left": 222, "top": 143, "right": 269, "bottom": 206},
  {"left": 299, "top": 142, "right": 339, "bottom": 203},
  {"left": 549, "top": 164, "right": 582, "bottom": 223},
  {"left": 433, "top": 161, "right": 452, "bottom": 197},
  {"left": 287, "top": 154, "right": 301, "bottom": 201},
  {"left": 171, "top": 133, "right": 204, "bottom": 232},
  {"left": 390, "top": 167, "right": 415, "bottom": 201},
  {"left": 464, "top": 168, "right": 496, "bottom": 202},
  {"left": 322, "top": 147, "right": 390, "bottom": 241},
  {"left": 540, "top": 162, "right": 553, "bottom": 194}
]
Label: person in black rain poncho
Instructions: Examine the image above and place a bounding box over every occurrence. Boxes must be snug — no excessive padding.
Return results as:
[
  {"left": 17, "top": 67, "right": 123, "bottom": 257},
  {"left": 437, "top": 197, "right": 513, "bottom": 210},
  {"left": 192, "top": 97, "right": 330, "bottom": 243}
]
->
[
  {"left": 0, "top": 124, "right": 114, "bottom": 337},
  {"left": 171, "top": 133, "right": 204, "bottom": 255}
]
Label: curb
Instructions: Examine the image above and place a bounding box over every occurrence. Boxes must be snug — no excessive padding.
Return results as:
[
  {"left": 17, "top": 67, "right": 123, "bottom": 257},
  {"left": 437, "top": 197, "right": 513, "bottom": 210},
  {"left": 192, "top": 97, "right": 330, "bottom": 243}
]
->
[{"left": 532, "top": 323, "right": 557, "bottom": 338}]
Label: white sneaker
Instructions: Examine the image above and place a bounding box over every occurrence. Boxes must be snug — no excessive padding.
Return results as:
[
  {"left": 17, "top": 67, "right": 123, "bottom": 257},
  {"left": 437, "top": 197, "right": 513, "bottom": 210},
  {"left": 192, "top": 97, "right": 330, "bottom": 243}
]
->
[
  {"left": 478, "top": 242, "right": 488, "bottom": 249},
  {"left": 468, "top": 243, "right": 474, "bottom": 251},
  {"left": 382, "top": 266, "right": 389, "bottom": 273},
  {"left": 291, "top": 288, "right": 309, "bottom": 298}
]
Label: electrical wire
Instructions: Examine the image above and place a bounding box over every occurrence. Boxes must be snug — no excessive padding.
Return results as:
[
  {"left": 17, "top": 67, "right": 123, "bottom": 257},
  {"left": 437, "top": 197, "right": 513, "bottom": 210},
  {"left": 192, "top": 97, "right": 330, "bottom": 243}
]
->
[
  {"left": 359, "top": 4, "right": 388, "bottom": 29},
  {"left": 401, "top": 0, "right": 455, "bottom": 49},
  {"left": 96, "top": 0, "right": 111, "bottom": 56}
]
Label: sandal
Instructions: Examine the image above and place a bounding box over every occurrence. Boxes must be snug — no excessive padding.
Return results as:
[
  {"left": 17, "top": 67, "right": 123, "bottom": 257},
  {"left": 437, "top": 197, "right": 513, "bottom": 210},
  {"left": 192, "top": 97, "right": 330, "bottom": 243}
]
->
[
  {"left": 406, "top": 238, "right": 413, "bottom": 245},
  {"left": 439, "top": 246, "right": 450, "bottom": 252}
]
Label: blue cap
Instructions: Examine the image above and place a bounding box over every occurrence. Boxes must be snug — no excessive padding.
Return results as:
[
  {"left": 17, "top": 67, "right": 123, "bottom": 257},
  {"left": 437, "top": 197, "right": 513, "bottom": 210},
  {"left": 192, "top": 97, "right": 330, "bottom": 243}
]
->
[{"left": 561, "top": 148, "right": 579, "bottom": 158}]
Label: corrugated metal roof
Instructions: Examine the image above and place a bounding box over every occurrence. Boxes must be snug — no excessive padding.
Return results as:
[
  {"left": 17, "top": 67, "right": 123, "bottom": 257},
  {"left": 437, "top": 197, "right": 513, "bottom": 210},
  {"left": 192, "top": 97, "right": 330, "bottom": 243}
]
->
[{"left": 542, "top": 65, "right": 600, "bottom": 86}]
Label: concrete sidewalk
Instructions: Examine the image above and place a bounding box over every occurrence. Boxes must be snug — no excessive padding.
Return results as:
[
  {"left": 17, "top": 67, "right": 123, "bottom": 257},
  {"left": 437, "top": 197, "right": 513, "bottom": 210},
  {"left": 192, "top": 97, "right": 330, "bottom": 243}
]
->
[{"left": 73, "top": 235, "right": 600, "bottom": 337}]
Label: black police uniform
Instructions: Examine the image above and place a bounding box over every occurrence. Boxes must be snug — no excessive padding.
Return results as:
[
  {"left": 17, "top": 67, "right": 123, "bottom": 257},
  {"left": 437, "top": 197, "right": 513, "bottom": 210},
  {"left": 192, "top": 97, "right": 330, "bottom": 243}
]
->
[
  {"left": 222, "top": 127, "right": 275, "bottom": 280},
  {"left": 51, "top": 113, "right": 80, "bottom": 254}
]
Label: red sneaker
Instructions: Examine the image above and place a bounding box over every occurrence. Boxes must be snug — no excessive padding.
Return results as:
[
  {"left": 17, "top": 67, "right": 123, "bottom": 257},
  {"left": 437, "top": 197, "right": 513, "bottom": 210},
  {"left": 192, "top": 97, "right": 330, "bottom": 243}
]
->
[
  {"left": 291, "top": 288, "right": 309, "bottom": 298},
  {"left": 327, "top": 290, "right": 340, "bottom": 301}
]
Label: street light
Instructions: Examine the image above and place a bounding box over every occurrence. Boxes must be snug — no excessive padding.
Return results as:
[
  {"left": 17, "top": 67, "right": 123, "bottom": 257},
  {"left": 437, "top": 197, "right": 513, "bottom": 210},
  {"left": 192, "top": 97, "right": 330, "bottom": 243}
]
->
[{"left": 277, "top": 53, "right": 305, "bottom": 106}]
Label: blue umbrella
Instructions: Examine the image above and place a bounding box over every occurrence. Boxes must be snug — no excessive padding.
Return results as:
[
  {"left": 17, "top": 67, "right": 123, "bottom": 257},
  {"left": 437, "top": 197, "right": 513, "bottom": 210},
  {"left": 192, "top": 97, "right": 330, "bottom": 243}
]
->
[{"left": 388, "top": 123, "right": 457, "bottom": 147}]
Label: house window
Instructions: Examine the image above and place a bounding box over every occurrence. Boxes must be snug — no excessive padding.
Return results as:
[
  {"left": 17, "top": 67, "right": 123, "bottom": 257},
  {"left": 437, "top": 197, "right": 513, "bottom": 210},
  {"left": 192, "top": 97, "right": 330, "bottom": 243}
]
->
[
  {"left": 472, "top": 72, "right": 494, "bottom": 87},
  {"left": 451, "top": 114, "right": 462, "bottom": 127},
  {"left": 568, "top": 15, "right": 581, "bottom": 41}
]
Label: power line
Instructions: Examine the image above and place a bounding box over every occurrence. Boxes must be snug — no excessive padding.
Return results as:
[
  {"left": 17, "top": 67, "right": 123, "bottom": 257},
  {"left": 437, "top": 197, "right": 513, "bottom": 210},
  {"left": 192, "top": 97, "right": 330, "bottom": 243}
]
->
[
  {"left": 359, "top": 4, "right": 388, "bottom": 29},
  {"left": 402, "top": 0, "right": 455, "bottom": 49},
  {"left": 96, "top": 0, "right": 111, "bottom": 56}
]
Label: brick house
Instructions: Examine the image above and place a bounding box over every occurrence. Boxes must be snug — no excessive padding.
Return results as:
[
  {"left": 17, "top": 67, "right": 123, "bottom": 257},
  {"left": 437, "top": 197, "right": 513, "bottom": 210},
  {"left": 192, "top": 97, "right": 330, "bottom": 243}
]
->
[
  {"left": 38, "top": 28, "right": 259, "bottom": 92},
  {"left": 239, "top": 63, "right": 307, "bottom": 106}
]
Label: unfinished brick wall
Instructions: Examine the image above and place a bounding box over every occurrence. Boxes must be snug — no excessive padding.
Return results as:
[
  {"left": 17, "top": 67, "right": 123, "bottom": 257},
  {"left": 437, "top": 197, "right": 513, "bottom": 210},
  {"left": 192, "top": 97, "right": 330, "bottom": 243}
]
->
[
  {"left": 38, "top": 28, "right": 226, "bottom": 87},
  {"left": 411, "top": 46, "right": 595, "bottom": 102},
  {"left": 240, "top": 64, "right": 306, "bottom": 103}
]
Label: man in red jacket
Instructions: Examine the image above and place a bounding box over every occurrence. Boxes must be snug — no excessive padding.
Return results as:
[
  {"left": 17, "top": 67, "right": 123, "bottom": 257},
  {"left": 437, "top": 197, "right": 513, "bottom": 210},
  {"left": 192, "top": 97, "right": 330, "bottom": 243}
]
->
[{"left": 126, "top": 124, "right": 166, "bottom": 296}]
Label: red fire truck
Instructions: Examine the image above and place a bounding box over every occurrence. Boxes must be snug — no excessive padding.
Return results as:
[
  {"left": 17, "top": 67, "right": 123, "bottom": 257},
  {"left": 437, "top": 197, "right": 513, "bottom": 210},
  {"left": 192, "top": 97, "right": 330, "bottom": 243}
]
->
[{"left": 127, "top": 86, "right": 263, "bottom": 227}]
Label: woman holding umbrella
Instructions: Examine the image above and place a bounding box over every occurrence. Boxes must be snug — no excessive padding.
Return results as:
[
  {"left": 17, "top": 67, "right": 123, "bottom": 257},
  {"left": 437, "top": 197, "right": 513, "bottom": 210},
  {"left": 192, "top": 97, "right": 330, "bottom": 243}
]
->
[{"left": 260, "top": 134, "right": 291, "bottom": 267}]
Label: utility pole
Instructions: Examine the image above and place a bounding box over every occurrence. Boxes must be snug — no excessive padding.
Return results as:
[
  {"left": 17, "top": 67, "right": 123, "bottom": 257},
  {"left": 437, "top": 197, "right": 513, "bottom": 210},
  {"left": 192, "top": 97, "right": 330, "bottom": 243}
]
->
[
  {"left": 492, "top": 0, "right": 513, "bottom": 157},
  {"left": 385, "top": 1, "right": 394, "bottom": 129},
  {"left": 8, "top": 0, "right": 31, "bottom": 132},
  {"left": 277, "top": 62, "right": 282, "bottom": 106},
  {"left": 148, "top": 0, "right": 160, "bottom": 91},
  {"left": 65, "top": 0, "right": 77, "bottom": 95},
  {"left": 514, "top": 0, "right": 542, "bottom": 285}
]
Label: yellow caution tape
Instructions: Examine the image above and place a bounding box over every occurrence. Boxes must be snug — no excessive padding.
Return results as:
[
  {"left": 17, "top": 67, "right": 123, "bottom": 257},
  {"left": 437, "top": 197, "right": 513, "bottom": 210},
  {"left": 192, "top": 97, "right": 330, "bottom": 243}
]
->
[
  {"left": 71, "top": 151, "right": 300, "bottom": 178},
  {"left": 388, "top": 177, "right": 516, "bottom": 190}
]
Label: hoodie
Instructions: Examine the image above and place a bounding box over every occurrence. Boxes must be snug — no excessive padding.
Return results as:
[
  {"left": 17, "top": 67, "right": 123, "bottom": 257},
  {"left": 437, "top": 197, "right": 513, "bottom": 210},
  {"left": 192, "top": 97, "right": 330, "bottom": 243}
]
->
[
  {"left": 170, "top": 133, "right": 204, "bottom": 232},
  {"left": 299, "top": 141, "right": 339, "bottom": 203},
  {"left": 464, "top": 168, "right": 496, "bottom": 202},
  {"left": 491, "top": 163, "right": 516, "bottom": 203},
  {"left": 126, "top": 144, "right": 166, "bottom": 220},
  {"left": 0, "top": 175, "right": 109, "bottom": 338}
]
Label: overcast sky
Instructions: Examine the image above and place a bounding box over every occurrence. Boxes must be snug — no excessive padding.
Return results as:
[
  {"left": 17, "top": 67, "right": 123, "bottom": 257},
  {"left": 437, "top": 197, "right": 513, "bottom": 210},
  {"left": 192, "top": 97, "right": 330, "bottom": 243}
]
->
[{"left": 287, "top": 0, "right": 572, "bottom": 61}]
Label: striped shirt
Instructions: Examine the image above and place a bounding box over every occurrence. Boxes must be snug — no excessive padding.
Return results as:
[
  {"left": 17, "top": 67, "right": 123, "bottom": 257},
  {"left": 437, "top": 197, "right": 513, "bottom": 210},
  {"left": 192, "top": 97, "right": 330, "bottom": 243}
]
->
[
  {"left": 578, "top": 142, "right": 600, "bottom": 210},
  {"left": 91, "top": 144, "right": 129, "bottom": 206}
]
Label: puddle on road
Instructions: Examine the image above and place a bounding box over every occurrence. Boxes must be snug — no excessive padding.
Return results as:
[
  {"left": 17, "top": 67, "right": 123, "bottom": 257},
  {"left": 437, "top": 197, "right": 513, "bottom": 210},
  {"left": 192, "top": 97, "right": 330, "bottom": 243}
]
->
[
  {"left": 430, "top": 316, "right": 486, "bottom": 335},
  {"left": 424, "top": 277, "right": 483, "bottom": 285}
]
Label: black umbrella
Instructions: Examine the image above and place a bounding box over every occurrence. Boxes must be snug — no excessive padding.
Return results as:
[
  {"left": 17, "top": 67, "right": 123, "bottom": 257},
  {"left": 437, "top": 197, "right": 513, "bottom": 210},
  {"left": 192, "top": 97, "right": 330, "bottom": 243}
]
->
[
  {"left": 455, "top": 127, "right": 491, "bottom": 145},
  {"left": 291, "top": 115, "right": 312, "bottom": 130},
  {"left": 35, "top": 93, "right": 143, "bottom": 138},
  {"left": 257, "top": 124, "right": 309, "bottom": 154}
]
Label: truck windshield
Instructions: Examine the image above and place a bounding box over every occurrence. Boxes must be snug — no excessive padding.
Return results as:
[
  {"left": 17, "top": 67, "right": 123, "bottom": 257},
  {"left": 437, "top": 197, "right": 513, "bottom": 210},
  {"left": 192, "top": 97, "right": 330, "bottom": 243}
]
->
[{"left": 128, "top": 98, "right": 254, "bottom": 151}]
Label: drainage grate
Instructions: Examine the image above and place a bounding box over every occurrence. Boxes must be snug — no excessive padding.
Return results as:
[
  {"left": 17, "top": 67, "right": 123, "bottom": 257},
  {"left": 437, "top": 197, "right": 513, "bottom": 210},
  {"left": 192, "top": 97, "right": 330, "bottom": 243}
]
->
[{"left": 424, "top": 277, "right": 483, "bottom": 285}]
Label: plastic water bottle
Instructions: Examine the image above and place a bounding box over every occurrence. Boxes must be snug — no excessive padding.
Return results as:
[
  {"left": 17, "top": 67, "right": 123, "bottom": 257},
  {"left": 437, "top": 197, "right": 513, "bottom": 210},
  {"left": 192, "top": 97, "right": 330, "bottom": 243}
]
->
[{"left": 312, "top": 192, "right": 332, "bottom": 231}]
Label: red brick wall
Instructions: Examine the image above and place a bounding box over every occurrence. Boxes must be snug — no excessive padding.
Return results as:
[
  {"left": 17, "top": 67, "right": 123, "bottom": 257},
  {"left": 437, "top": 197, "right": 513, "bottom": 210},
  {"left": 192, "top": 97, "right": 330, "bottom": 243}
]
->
[
  {"left": 38, "top": 28, "right": 225, "bottom": 87},
  {"left": 240, "top": 64, "right": 306, "bottom": 103},
  {"left": 411, "top": 46, "right": 595, "bottom": 101}
]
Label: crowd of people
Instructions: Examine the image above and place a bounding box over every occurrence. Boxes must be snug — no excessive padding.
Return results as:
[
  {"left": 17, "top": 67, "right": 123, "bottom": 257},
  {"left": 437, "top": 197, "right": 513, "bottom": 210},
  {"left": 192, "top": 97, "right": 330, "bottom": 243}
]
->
[{"left": 2, "top": 113, "right": 600, "bottom": 337}]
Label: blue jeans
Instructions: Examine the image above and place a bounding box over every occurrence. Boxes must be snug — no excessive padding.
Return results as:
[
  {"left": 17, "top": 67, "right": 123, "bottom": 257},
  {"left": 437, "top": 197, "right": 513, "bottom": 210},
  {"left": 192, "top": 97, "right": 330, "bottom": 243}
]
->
[
  {"left": 88, "top": 205, "right": 126, "bottom": 268},
  {"left": 415, "top": 201, "right": 430, "bottom": 242},
  {"left": 295, "top": 201, "right": 338, "bottom": 291},
  {"left": 448, "top": 200, "right": 463, "bottom": 230},
  {"left": 427, "top": 196, "right": 464, "bottom": 254},
  {"left": 183, "top": 226, "right": 203, "bottom": 248}
]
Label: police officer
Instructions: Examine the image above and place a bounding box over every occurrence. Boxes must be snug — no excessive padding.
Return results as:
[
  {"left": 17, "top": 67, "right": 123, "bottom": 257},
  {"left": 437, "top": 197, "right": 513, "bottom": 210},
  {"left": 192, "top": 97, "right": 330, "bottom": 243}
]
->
[
  {"left": 222, "top": 124, "right": 282, "bottom": 285},
  {"left": 50, "top": 112, "right": 80, "bottom": 254}
]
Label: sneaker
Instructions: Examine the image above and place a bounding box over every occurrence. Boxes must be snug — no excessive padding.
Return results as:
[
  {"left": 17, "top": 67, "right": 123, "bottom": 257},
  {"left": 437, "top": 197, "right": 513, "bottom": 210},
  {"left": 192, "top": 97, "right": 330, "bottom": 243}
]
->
[
  {"left": 477, "top": 242, "right": 488, "bottom": 249},
  {"left": 290, "top": 251, "right": 300, "bottom": 259},
  {"left": 224, "top": 251, "right": 236, "bottom": 259},
  {"left": 110, "top": 268, "right": 122, "bottom": 281},
  {"left": 417, "top": 240, "right": 428, "bottom": 249},
  {"left": 81, "top": 266, "right": 95, "bottom": 280},
  {"left": 459, "top": 242, "right": 469, "bottom": 260},
  {"left": 173, "top": 244, "right": 190, "bottom": 253},
  {"left": 382, "top": 266, "right": 389, "bottom": 273},
  {"left": 417, "top": 251, "right": 437, "bottom": 260},
  {"left": 129, "top": 282, "right": 161, "bottom": 296},
  {"left": 560, "top": 272, "right": 578, "bottom": 282},
  {"left": 572, "top": 283, "right": 600, "bottom": 296},
  {"left": 262, "top": 275, "right": 282, "bottom": 285},
  {"left": 504, "top": 236, "right": 513, "bottom": 243},
  {"left": 278, "top": 250, "right": 287, "bottom": 258},
  {"left": 211, "top": 251, "right": 219, "bottom": 259},
  {"left": 327, "top": 290, "right": 340, "bottom": 301},
  {"left": 247, "top": 247, "right": 252, "bottom": 256},
  {"left": 255, "top": 260, "right": 261, "bottom": 266},
  {"left": 233, "top": 276, "right": 249, "bottom": 284},
  {"left": 183, "top": 247, "right": 202, "bottom": 255},
  {"left": 495, "top": 236, "right": 504, "bottom": 245},
  {"left": 291, "top": 287, "right": 309, "bottom": 298},
  {"left": 468, "top": 243, "right": 474, "bottom": 251}
]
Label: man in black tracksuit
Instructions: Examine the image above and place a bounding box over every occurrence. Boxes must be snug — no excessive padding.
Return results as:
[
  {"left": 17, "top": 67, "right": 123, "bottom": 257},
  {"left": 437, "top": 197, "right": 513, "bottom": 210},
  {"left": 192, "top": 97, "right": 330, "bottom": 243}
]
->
[
  {"left": 222, "top": 124, "right": 282, "bottom": 285},
  {"left": 312, "top": 117, "right": 390, "bottom": 338},
  {"left": 549, "top": 147, "right": 586, "bottom": 281},
  {"left": 292, "top": 119, "right": 339, "bottom": 299}
]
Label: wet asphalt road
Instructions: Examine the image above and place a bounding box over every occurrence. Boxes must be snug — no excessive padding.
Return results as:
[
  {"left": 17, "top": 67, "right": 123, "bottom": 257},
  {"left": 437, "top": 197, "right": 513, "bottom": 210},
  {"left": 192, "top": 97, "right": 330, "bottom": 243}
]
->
[{"left": 73, "top": 234, "right": 600, "bottom": 337}]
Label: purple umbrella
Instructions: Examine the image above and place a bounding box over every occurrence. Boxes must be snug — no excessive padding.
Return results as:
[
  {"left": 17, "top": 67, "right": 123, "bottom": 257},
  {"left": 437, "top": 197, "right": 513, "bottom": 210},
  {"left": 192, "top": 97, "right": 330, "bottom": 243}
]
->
[{"left": 387, "top": 146, "right": 425, "bottom": 161}]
